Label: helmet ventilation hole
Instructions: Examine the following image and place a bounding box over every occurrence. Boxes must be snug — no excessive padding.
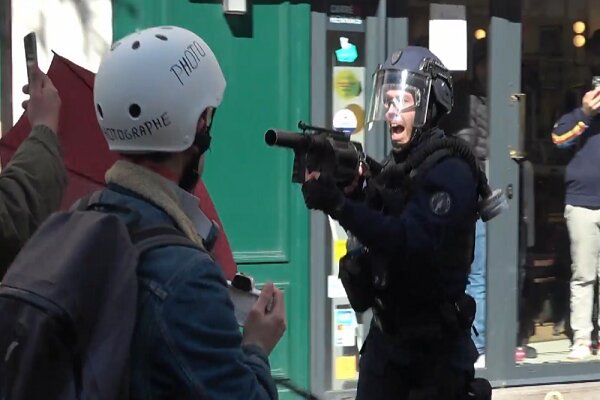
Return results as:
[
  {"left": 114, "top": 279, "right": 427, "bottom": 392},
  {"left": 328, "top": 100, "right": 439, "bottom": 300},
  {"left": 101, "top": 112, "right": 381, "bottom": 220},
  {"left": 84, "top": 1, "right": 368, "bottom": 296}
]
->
[
  {"left": 96, "top": 104, "right": 104, "bottom": 119},
  {"left": 155, "top": 34, "right": 168, "bottom": 41},
  {"left": 129, "top": 104, "right": 141, "bottom": 119},
  {"left": 110, "top": 41, "right": 121, "bottom": 51},
  {"left": 132, "top": 41, "right": 140, "bottom": 50}
]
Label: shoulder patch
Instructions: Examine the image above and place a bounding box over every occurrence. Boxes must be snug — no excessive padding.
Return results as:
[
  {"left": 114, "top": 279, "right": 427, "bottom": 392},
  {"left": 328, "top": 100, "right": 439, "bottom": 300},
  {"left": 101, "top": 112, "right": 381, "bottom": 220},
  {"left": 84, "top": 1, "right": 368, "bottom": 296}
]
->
[{"left": 429, "top": 191, "right": 452, "bottom": 216}]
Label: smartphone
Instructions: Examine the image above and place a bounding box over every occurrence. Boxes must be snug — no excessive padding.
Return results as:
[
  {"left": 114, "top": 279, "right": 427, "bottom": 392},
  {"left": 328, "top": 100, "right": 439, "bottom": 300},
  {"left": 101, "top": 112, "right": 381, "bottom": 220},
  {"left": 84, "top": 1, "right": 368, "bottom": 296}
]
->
[
  {"left": 227, "top": 283, "right": 260, "bottom": 326},
  {"left": 592, "top": 76, "right": 600, "bottom": 89},
  {"left": 227, "top": 273, "right": 274, "bottom": 326},
  {"left": 24, "top": 32, "right": 38, "bottom": 83}
]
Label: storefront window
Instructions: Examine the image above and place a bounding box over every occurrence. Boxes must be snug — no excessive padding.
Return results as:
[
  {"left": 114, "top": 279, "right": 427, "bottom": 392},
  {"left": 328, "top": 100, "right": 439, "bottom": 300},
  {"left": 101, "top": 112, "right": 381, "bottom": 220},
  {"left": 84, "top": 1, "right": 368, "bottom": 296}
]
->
[
  {"left": 410, "top": 0, "right": 600, "bottom": 368},
  {"left": 518, "top": 0, "right": 600, "bottom": 366},
  {"left": 409, "top": 0, "right": 491, "bottom": 369},
  {"left": 312, "top": 2, "right": 600, "bottom": 396}
]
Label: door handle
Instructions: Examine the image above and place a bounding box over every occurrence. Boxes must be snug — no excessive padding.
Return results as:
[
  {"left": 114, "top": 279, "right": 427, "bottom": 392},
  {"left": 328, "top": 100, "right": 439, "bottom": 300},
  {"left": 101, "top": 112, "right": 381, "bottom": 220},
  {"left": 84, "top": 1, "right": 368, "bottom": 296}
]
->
[{"left": 510, "top": 93, "right": 527, "bottom": 160}]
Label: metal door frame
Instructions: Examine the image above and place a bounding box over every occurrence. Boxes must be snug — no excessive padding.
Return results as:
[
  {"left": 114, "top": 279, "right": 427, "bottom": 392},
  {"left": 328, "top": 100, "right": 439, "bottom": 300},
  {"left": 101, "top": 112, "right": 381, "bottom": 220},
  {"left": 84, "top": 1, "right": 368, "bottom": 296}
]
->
[{"left": 310, "top": 0, "right": 600, "bottom": 396}]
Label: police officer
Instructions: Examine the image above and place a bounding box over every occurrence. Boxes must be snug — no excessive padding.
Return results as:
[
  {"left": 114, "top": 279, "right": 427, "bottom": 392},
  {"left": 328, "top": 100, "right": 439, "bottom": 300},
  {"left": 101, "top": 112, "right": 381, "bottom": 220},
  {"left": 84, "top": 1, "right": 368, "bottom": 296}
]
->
[{"left": 302, "top": 47, "right": 494, "bottom": 399}]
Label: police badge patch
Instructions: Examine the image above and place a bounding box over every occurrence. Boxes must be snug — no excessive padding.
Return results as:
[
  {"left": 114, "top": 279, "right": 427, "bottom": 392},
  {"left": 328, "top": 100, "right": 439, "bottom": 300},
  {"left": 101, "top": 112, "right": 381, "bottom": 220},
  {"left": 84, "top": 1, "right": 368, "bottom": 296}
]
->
[{"left": 430, "top": 191, "right": 452, "bottom": 216}]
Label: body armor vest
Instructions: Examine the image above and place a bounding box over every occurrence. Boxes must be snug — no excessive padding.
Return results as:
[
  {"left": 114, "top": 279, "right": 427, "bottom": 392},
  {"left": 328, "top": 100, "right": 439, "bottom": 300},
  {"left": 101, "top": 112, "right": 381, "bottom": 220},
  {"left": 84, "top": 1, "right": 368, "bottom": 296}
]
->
[{"left": 357, "top": 137, "right": 481, "bottom": 338}]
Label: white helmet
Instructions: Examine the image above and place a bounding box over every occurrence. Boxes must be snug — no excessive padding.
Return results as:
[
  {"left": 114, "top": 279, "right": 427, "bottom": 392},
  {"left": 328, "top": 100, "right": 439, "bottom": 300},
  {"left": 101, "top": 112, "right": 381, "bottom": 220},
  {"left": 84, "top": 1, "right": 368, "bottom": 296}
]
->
[{"left": 94, "top": 26, "right": 226, "bottom": 153}]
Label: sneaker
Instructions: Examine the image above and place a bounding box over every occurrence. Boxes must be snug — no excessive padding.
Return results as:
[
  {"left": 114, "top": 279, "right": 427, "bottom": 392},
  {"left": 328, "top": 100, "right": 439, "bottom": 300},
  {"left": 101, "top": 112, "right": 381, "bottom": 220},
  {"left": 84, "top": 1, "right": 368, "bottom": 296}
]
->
[
  {"left": 567, "top": 342, "right": 592, "bottom": 361},
  {"left": 553, "top": 320, "right": 566, "bottom": 336},
  {"left": 515, "top": 347, "right": 526, "bottom": 362},
  {"left": 592, "top": 340, "right": 599, "bottom": 356},
  {"left": 524, "top": 345, "right": 538, "bottom": 359}
]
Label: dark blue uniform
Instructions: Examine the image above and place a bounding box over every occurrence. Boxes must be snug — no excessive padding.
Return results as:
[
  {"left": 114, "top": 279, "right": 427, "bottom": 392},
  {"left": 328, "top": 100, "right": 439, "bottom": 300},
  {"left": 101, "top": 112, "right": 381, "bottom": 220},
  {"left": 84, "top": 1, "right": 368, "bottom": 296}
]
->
[
  {"left": 334, "top": 132, "right": 480, "bottom": 400},
  {"left": 302, "top": 46, "right": 492, "bottom": 400}
]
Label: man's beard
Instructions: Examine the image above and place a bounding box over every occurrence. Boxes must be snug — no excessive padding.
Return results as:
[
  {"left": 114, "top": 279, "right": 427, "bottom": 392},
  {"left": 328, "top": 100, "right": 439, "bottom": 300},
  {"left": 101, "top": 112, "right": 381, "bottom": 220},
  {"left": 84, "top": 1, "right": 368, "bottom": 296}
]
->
[
  {"left": 179, "top": 128, "right": 212, "bottom": 192},
  {"left": 179, "top": 153, "right": 201, "bottom": 193}
]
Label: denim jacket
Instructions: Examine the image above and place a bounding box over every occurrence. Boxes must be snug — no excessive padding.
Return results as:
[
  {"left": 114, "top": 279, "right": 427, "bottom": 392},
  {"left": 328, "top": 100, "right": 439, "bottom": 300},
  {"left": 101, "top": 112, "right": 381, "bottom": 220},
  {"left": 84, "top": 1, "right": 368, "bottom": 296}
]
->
[{"left": 100, "top": 161, "right": 277, "bottom": 400}]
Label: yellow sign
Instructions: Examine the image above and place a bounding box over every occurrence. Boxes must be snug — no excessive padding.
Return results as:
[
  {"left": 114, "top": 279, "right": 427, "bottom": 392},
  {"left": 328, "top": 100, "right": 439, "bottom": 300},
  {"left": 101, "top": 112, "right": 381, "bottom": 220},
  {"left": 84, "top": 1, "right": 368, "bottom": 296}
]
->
[
  {"left": 334, "top": 69, "right": 362, "bottom": 99},
  {"left": 334, "top": 239, "right": 347, "bottom": 262},
  {"left": 335, "top": 356, "right": 357, "bottom": 380}
]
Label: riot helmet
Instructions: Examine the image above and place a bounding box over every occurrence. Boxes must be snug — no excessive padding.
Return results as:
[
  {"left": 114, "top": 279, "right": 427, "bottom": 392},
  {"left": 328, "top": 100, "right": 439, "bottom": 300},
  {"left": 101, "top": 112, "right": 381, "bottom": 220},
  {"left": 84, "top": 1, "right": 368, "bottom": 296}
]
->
[{"left": 366, "top": 46, "right": 453, "bottom": 133}]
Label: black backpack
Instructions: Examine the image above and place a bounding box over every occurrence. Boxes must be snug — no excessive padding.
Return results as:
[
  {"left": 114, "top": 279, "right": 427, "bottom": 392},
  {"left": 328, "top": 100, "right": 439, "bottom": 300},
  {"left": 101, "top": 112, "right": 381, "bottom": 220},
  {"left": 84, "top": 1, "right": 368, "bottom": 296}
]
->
[{"left": 0, "top": 192, "right": 199, "bottom": 400}]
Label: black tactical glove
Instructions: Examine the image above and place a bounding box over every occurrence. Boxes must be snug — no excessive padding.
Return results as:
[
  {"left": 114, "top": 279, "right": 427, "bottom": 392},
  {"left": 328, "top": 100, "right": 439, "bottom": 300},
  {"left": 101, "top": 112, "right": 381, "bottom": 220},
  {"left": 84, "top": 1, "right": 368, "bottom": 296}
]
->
[{"left": 301, "top": 174, "right": 345, "bottom": 217}]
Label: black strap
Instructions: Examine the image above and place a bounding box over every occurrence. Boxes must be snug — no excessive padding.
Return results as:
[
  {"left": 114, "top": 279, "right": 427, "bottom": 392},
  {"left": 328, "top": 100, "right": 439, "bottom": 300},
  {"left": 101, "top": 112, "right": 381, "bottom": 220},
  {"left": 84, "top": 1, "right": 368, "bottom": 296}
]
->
[
  {"left": 273, "top": 377, "right": 319, "bottom": 400},
  {"left": 74, "top": 191, "right": 138, "bottom": 217},
  {"left": 70, "top": 191, "right": 103, "bottom": 212},
  {"left": 130, "top": 225, "right": 202, "bottom": 255},
  {"left": 409, "top": 148, "right": 452, "bottom": 181}
]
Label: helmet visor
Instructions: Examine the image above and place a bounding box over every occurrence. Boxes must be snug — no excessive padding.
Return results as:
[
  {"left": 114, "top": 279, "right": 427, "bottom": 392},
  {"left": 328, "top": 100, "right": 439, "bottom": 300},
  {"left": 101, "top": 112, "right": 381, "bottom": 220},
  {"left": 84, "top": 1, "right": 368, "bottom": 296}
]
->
[{"left": 366, "top": 69, "right": 432, "bottom": 131}]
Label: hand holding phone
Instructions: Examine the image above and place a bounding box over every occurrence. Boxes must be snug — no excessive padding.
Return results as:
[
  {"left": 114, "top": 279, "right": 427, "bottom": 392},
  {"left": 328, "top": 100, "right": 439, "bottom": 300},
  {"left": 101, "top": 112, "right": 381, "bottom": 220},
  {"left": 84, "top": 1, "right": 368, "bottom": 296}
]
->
[
  {"left": 582, "top": 84, "right": 600, "bottom": 117},
  {"left": 24, "top": 32, "right": 38, "bottom": 84},
  {"left": 21, "top": 32, "right": 61, "bottom": 133},
  {"left": 227, "top": 273, "right": 274, "bottom": 326},
  {"left": 240, "top": 281, "right": 287, "bottom": 356}
]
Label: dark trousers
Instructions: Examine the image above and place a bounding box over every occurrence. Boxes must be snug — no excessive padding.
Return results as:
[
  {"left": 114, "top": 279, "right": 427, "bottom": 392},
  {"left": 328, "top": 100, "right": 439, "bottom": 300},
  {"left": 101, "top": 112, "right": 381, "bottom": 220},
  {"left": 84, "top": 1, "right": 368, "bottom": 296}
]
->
[
  {"left": 356, "top": 361, "right": 471, "bottom": 400},
  {"left": 356, "top": 330, "right": 474, "bottom": 400}
]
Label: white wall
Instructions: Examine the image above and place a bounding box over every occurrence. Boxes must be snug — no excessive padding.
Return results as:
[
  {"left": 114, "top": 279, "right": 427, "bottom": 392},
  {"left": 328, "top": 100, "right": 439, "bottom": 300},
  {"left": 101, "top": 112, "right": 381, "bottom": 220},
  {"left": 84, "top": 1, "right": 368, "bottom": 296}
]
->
[{"left": 11, "top": 0, "right": 112, "bottom": 125}]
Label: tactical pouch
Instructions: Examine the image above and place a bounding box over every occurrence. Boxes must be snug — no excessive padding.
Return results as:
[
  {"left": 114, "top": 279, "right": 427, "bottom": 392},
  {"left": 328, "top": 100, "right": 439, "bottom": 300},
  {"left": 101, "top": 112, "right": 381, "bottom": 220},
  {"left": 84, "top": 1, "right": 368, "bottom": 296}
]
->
[
  {"left": 440, "top": 293, "right": 476, "bottom": 337},
  {"left": 338, "top": 250, "right": 374, "bottom": 312}
]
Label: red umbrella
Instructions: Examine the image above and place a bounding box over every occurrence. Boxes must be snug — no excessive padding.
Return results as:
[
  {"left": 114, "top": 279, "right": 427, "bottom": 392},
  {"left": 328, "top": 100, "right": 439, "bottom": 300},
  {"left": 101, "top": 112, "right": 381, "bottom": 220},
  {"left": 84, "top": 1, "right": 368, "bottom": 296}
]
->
[{"left": 0, "top": 53, "right": 237, "bottom": 279}]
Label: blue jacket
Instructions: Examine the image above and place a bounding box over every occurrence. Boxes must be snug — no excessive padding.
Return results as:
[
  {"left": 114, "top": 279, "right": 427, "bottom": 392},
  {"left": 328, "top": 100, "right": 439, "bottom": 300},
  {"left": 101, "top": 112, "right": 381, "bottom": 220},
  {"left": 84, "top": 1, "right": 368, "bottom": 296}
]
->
[
  {"left": 336, "top": 131, "right": 480, "bottom": 370},
  {"left": 552, "top": 107, "right": 600, "bottom": 208},
  {"left": 98, "top": 185, "right": 278, "bottom": 400}
]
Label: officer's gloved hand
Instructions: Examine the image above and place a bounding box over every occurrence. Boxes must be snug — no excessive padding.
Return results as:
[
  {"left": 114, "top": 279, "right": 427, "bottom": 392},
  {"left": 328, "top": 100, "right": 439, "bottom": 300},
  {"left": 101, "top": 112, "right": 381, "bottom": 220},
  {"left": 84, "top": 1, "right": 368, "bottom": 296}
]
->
[{"left": 302, "top": 173, "right": 345, "bottom": 218}]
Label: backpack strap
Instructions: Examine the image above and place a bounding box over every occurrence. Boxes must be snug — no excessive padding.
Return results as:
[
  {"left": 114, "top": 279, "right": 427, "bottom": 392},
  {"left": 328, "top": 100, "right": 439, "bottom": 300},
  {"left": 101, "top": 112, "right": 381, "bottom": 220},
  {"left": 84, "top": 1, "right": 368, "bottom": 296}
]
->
[
  {"left": 69, "top": 191, "right": 103, "bottom": 212},
  {"left": 72, "top": 191, "right": 140, "bottom": 217},
  {"left": 130, "top": 225, "right": 203, "bottom": 255},
  {"left": 129, "top": 226, "right": 205, "bottom": 303}
]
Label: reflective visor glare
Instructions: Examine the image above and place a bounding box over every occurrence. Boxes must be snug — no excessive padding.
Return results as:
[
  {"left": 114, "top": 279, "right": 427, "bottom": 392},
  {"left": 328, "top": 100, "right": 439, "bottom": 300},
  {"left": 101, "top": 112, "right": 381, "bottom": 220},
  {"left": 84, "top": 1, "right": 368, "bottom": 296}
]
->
[
  {"left": 382, "top": 87, "right": 420, "bottom": 113},
  {"left": 366, "top": 69, "right": 432, "bottom": 129}
]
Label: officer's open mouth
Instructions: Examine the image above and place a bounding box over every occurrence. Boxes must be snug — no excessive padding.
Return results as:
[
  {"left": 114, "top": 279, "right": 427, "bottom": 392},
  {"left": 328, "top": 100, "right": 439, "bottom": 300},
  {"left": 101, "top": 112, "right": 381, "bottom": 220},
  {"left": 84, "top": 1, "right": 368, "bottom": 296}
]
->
[{"left": 390, "top": 123, "right": 405, "bottom": 140}]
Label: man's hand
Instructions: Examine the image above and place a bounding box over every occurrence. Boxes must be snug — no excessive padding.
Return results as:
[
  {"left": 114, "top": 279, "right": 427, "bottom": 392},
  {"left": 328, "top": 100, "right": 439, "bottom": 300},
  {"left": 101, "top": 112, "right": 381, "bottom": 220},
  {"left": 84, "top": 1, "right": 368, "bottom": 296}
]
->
[
  {"left": 242, "top": 282, "right": 286, "bottom": 355},
  {"left": 22, "top": 65, "right": 61, "bottom": 134},
  {"left": 582, "top": 88, "right": 600, "bottom": 117},
  {"left": 302, "top": 172, "right": 345, "bottom": 216}
]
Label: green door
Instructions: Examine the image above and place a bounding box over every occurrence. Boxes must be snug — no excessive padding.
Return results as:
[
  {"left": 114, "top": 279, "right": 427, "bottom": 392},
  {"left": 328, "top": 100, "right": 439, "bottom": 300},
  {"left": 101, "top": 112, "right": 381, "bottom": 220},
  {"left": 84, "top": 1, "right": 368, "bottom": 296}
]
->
[{"left": 113, "top": 1, "right": 311, "bottom": 397}]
